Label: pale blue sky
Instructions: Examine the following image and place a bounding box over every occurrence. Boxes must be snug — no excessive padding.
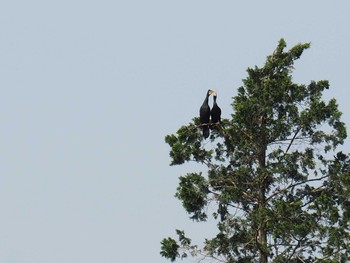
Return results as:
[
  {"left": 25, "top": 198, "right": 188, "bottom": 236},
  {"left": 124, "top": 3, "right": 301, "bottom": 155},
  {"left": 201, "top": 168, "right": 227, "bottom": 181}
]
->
[{"left": 1, "top": 1, "right": 350, "bottom": 262}]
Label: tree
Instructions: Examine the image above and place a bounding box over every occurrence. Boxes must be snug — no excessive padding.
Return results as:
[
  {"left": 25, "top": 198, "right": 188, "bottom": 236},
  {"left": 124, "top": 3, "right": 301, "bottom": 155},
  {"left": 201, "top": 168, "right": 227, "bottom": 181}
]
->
[{"left": 160, "top": 39, "right": 350, "bottom": 263}]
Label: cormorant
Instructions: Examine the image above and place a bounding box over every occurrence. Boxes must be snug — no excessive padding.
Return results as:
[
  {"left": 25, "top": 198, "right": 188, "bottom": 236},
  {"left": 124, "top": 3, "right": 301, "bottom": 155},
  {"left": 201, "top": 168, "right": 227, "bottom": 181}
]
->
[
  {"left": 199, "top": 89, "right": 213, "bottom": 139},
  {"left": 210, "top": 90, "right": 221, "bottom": 129}
]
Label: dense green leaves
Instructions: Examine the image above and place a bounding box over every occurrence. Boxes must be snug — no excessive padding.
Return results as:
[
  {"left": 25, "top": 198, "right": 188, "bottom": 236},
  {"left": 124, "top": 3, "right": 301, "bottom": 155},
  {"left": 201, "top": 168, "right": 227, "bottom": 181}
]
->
[
  {"left": 161, "top": 39, "right": 350, "bottom": 262},
  {"left": 160, "top": 230, "right": 196, "bottom": 262},
  {"left": 160, "top": 238, "right": 179, "bottom": 262},
  {"left": 175, "top": 173, "right": 209, "bottom": 221},
  {"left": 165, "top": 119, "right": 213, "bottom": 165}
]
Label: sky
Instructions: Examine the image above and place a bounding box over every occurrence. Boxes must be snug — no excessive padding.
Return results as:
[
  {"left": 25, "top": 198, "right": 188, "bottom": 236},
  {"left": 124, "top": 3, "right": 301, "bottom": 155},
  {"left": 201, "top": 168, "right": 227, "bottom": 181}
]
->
[{"left": 1, "top": 1, "right": 350, "bottom": 262}]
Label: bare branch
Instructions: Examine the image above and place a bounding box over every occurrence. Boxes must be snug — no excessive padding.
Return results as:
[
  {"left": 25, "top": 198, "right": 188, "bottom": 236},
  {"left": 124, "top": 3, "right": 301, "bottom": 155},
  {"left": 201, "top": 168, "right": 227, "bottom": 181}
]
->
[
  {"left": 297, "top": 255, "right": 307, "bottom": 263},
  {"left": 312, "top": 248, "right": 347, "bottom": 263},
  {"left": 266, "top": 175, "right": 329, "bottom": 202},
  {"left": 285, "top": 128, "right": 301, "bottom": 154}
]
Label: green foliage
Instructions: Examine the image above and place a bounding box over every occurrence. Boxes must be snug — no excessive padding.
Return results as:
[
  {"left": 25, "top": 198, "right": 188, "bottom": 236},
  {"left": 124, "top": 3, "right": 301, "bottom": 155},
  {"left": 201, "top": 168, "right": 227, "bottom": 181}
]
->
[
  {"left": 175, "top": 173, "right": 209, "bottom": 221},
  {"left": 160, "top": 39, "right": 350, "bottom": 262},
  {"left": 160, "top": 237, "right": 179, "bottom": 262},
  {"left": 160, "top": 230, "right": 196, "bottom": 261},
  {"left": 165, "top": 119, "right": 213, "bottom": 165}
]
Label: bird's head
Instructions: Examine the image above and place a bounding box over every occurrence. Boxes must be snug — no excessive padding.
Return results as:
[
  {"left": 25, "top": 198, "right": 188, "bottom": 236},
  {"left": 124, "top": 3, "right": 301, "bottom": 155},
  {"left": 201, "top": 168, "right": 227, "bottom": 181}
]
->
[
  {"left": 213, "top": 90, "right": 218, "bottom": 97},
  {"left": 208, "top": 89, "right": 214, "bottom": 96}
]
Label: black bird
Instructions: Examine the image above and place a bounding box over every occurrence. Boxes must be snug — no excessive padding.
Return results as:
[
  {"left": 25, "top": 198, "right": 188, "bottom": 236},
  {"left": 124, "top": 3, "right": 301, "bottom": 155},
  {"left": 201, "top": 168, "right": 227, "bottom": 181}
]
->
[
  {"left": 210, "top": 90, "right": 221, "bottom": 129},
  {"left": 199, "top": 89, "right": 213, "bottom": 139}
]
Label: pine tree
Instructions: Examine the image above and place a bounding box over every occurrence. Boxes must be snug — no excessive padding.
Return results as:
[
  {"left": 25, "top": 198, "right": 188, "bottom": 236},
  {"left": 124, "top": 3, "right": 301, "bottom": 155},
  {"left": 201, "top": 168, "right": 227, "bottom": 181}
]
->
[{"left": 160, "top": 39, "right": 350, "bottom": 263}]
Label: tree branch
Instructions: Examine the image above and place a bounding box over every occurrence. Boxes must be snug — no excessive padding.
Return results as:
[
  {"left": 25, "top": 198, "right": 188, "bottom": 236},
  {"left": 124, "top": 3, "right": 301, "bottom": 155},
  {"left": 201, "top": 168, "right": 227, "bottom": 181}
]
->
[
  {"left": 266, "top": 175, "right": 329, "bottom": 202},
  {"left": 285, "top": 234, "right": 308, "bottom": 263},
  {"left": 312, "top": 248, "right": 347, "bottom": 263},
  {"left": 285, "top": 128, "right": 301, "bottom": 154}
]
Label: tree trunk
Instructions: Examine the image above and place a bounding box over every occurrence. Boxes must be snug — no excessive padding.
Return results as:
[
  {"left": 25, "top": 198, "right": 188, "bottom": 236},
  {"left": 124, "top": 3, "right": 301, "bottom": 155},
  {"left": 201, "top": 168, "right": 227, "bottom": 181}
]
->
[
  {"left": 258, "top": 195, "right": 268, "bottom": 263},
  {"left": 258, "top": 112, "right": 268, "bottom": 263}
]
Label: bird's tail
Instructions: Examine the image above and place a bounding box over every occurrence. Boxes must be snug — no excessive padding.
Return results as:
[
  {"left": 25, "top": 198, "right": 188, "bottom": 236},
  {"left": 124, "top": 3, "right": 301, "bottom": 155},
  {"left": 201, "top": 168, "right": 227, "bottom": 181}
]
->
[{"left": 203, "top": 126, "right": 210, "bottom": 139}]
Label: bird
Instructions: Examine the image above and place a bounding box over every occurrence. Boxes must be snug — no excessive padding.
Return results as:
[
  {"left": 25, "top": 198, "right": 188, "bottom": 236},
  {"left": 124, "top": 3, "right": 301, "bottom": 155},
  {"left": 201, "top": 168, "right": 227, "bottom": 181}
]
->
[
  {"left": 210, "top": 90, "right": 221, "bottom": 129},
  {"left": 199, "top": 89, "right": 213, "bottom": 139}
]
